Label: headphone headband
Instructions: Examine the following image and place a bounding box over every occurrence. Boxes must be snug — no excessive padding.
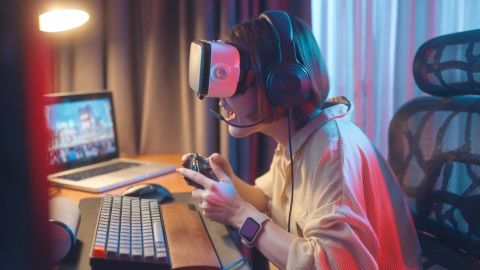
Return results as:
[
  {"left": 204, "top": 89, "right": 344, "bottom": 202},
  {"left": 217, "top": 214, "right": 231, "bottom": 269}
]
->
[
  {"left": 258, "top": 10, "right": 311, "bottom": 108},
  {"left": 259, "top": 10, "right": 297, "bottom": 63}
]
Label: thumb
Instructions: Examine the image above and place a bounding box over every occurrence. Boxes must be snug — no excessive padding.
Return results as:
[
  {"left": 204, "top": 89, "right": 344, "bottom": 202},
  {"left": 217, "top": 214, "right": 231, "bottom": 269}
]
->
[
  {"left": 209, "top": 158, "right": 232, "bottom": 184},
  {"left": 210, "top": 153, "right": 233, "bottom": 176}
]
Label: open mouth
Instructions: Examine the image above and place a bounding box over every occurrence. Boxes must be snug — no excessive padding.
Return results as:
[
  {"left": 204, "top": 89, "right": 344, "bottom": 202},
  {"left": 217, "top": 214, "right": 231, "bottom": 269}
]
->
[
  {"left": 220, "top": 103, "right": 237, "bottom": 122},
  {"left": 225, "top": 110, "right": 237, "bottom": 121}
]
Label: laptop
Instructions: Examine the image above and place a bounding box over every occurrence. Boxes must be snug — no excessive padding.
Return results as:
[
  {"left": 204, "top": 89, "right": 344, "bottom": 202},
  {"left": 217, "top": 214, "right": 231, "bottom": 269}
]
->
[{"left": 45, "top": 91, "right": 176, "bottom": 193}]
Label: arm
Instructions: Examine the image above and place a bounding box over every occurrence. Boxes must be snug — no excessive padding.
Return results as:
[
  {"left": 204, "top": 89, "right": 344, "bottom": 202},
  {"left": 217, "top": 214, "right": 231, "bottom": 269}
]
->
[
  {"left": 255, "top": 220, "right": 295, "bottom": 268},
  {"left": 226, "top": 199, "right": 379, "bottom": 270},
  {"left": 283, "top": 205, "right": 380, "bottom": 270},
  {"left": 177, "top": 161, "right": 295, "bottom": 268},
  {"left": 176, "top": 167, "right": 379, "bottom": 269},
  {"left": 230, "top": 205, "right": 296, "bottom": 268},
  {"left": 230, "top": 175, "right": 269, "bottom": 212}
]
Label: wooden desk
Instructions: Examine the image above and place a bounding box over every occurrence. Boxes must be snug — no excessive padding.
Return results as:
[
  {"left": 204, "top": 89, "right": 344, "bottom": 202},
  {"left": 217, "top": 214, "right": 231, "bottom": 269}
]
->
[
  {"left": 54, "top": 154, "right": 250, "bottom": 270},
  {"left": 54, "top": 154, "right": 193, "bottom": 204}
]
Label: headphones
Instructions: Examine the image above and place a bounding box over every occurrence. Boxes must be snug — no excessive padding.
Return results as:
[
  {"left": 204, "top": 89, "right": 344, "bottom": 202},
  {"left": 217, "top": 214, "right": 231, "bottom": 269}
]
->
[
  {"left": 259, "top": 10, "right": 311, "bottom": 108},
  {"left": 188, "top": 10, "right": 311, "bottom": 108}
]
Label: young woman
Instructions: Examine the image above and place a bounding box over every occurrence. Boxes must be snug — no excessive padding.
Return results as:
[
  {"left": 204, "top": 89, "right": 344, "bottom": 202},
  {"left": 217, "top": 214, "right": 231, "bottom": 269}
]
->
[{"left": 177, "top": 10, "right": 422, "bottom": 269}]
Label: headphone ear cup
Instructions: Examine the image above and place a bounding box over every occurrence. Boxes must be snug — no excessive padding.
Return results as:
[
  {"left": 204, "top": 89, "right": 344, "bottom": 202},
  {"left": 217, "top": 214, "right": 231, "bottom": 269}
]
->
[{"left": 265, "top": 64, "right": 311, "bottom": 107}]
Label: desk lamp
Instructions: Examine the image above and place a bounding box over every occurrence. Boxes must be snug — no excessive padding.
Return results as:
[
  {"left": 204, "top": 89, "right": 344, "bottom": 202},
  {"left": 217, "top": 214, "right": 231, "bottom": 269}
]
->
[{"left": 39, "top": 0, "right": 90, "bottom": 32}]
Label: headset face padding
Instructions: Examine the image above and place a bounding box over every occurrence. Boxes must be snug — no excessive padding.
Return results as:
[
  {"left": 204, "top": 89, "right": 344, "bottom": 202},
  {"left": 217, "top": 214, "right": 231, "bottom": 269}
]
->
[{"left": 260, "top": 10, "right": 311, "bottom": 108}]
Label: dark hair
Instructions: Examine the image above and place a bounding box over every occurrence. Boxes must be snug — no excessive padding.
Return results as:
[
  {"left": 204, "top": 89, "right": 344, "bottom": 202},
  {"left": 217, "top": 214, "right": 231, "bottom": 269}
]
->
[{"left": 221, "top": 14, "right": 329, "bottom": 129}]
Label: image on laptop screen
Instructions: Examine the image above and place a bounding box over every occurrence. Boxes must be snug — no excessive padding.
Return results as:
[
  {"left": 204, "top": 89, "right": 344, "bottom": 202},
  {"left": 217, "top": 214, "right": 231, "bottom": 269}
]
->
[{"left": 46, "top": 96, "right": 117, "bottom": 167}]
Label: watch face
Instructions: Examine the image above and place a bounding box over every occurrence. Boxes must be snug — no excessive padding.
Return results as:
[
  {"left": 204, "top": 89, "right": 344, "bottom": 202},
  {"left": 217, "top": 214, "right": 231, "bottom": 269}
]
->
[{"left": 239, "top": 217, "right": 260, "bottom": 242}]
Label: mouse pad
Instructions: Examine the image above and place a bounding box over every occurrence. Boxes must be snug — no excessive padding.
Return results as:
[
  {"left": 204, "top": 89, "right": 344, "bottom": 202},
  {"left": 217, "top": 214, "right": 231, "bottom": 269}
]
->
[{"left": 56, "top": 193, "right": 250, "bottom": 270}]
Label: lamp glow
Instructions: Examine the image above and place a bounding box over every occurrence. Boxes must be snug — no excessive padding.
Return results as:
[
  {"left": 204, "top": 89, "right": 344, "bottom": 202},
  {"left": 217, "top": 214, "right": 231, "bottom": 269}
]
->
[{"left": 39, "top": 9, "right": 89, "bottom": 32}]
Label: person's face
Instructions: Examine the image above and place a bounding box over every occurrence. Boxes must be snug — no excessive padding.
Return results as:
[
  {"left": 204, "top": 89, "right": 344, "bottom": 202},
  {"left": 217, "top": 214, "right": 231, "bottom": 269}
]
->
[{"left": 219, "top": 87, "right": 265, "bottom": 138}]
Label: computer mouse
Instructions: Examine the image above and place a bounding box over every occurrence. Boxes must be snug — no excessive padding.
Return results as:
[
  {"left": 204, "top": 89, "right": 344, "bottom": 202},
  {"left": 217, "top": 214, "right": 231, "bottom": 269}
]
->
[{"left": 122, "top": 183, "right": 174, "bottom": 204}]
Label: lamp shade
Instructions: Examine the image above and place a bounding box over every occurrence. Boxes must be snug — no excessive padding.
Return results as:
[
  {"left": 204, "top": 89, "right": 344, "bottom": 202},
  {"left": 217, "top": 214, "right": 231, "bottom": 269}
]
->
[{"left": 39, "top": 1, "right": 90, "bottom": 32}]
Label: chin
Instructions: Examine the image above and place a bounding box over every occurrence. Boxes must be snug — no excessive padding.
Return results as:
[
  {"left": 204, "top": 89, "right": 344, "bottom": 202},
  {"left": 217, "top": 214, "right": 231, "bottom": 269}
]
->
[{"left": 228, "top": 125, "right": 257, "bottom": 138}]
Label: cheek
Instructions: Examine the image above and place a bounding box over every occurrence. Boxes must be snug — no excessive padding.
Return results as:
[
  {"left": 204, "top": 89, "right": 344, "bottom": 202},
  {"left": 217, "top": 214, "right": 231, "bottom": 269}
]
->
[{"left": 226, "top": 89, "right": 257, "bottom": 115}]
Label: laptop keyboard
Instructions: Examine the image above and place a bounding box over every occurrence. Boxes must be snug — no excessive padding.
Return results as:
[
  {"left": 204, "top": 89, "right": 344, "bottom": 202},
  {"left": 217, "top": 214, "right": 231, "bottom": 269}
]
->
[{"left": 61, "top": 162, "right": 141, "bottom": 181}]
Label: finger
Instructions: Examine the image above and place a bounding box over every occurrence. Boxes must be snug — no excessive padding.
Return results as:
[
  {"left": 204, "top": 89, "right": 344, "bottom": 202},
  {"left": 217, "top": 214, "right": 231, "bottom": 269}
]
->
[
  {"left": 198, "top": 200, "right": 208, "bottom": 210},
  {"left": 191, "top": 189, "right": 204, "bottom": 200},
  {"left": 177, "top": 168, "right": 213, "bottom": 189},
  {"left": 181, "top": 153, "right": 193, "bottom": 163},
  {"left": 209, "top": 153, "right": 223, "bottom": 165},
  {"left": 204, "top": 211, "right": 214, "bottom": 220},
  {"left": 204, "top": 212, "right": 221, "bottom": 220},
  {"left": 203, "top": 186, "right": 223, "bottom": 204},
  {"left": 209, "top": 153, "right": 233, "bottom": 175},
  {"left": 204, "top": 196, "right": 224, "bottom": 208},
  {"left": 203, "top": 188, "right": 234, "bottom": 208},
  {"left": 200, "top": 190, "right": 224, "bottom": 208},
  {"left": 209, "top": 159, "right": 231, "bottom": 183},
  {"left": 212, "top": 181, "right": 237, "bottom": 201}
]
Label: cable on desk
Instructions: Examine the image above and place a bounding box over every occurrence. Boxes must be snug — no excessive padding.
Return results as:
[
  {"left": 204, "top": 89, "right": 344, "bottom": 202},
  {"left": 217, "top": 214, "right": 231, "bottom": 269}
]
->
[{"left": 222, "top": 257, "right": 250, "bottom": 270}]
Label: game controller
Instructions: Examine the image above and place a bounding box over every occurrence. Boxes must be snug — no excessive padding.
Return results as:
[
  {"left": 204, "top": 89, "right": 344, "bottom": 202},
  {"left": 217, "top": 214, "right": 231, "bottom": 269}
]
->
[{"left": 182, "top": 153, "right": 219, "bottom": 189}]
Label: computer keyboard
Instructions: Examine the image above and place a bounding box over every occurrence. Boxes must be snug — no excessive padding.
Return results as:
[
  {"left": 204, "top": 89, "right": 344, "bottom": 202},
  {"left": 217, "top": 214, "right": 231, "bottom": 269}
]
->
[
  {"left": 89, "top": 195, "right": 170, "bottom": 270},
  {"left": 61, "top": 162, "right": 140, "bottom": 181}
]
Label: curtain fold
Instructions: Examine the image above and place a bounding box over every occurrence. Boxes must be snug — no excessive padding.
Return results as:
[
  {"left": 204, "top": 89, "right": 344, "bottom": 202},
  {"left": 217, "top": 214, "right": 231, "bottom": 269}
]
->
[
  {"left": 52, "top": 0, "right": 310, "bottom": 183},
  {"left": 311, "top": 0, "right": 480, "bottom": 157}
]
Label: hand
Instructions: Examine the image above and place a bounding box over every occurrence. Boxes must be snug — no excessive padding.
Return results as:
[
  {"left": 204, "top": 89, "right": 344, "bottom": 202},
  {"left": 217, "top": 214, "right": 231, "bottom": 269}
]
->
[
  {"left": 181, "top": 152, "right": 234, "bottom": 178},
  {"left": 176, "top": 157, "right": 255, "bottom": 228}
]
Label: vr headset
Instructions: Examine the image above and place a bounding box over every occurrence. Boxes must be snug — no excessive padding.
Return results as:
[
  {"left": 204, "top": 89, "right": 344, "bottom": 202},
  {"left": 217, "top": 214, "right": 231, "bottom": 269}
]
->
[
  {"left": 188, "top": 10, "right": 311, "bottom": 108},
  {"left": 188, "top": 40, "right": 241, "bottom": 99}
]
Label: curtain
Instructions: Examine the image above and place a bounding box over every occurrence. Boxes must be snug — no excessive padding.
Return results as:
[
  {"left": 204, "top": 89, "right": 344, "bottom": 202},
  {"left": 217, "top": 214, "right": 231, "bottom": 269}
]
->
[
  {"left": 311, "top": 0, "right": 480, "bottom": 157},
  {"left": 52, "top": 0, "right": 310, "bottom": 183}
]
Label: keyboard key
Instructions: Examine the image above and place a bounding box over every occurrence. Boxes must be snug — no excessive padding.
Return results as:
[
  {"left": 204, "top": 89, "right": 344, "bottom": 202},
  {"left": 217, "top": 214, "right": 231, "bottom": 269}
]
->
[
  {"left": 92, "top": 245, "right": 105, "bottom": 258},
  {"left": 132, "top": 247, "right": 142, "bottom": 260},
  {"left": 106, "top": 244, "right": 118, "bottom": 257},
  {"left": 156, "top": 249, "right": 168, "bottom": 264},
  {"left": 119, "top": 247, "right": 130, "bottom": 259},
  {"left": 144, "top": 247, "right": 155, "bottom": 261},
  {"left": 153, "top": 222, "right": 165, "bottom": 244}
]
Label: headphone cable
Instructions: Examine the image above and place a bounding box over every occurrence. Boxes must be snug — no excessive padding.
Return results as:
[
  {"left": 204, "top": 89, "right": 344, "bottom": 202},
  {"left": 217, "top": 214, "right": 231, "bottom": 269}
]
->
[{"left": 287, "top": 108, "right": 294, "bottom": 233}]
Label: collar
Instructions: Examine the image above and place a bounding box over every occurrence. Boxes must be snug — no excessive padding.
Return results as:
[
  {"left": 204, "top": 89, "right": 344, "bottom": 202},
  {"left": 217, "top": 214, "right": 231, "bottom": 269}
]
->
[{"left": 281, "top": 96, "right": 353, "bottom": 159}]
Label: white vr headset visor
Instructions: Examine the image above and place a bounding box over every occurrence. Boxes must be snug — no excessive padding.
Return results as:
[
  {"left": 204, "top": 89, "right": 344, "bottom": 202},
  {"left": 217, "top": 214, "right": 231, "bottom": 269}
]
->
[{"left": 189, "top": 40, "right": 241, "bottom": 99}]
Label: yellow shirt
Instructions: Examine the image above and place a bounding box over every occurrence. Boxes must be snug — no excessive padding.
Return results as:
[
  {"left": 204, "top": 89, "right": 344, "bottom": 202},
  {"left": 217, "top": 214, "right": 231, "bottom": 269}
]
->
[{"left": 255, "top": 98, "right": 422, "bottom": 269}]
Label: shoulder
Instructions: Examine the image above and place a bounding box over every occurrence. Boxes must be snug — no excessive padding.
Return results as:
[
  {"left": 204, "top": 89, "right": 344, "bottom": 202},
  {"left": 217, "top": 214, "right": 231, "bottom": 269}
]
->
[
  {"left": 297, "top": 118, "right": 371, "bottom": 188},
  {"left": 303, "top": 121, "right": 346, "bottom": 184},
  {"left": 307, "top": 118, "right": 371, "bottom": 156},
  {"left": 300, "top": 118, "right": 344, "bottom": 161}
]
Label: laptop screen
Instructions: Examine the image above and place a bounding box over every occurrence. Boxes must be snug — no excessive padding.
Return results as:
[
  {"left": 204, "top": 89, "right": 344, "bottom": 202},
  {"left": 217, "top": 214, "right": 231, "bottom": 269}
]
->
[{"left": 45, "top": 91, "right": 120, "bottom": 170}]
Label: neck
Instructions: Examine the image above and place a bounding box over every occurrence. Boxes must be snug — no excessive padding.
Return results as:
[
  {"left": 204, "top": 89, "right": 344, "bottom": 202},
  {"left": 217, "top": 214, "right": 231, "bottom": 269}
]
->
[{"left": 261, "top": 117, "right": 297, "bottom": 147}]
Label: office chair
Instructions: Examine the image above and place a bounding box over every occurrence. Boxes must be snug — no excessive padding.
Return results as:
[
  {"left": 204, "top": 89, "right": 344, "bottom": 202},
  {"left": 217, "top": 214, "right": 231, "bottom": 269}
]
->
[{"left": 388, "top": 29, "right": 480, "bottom": 270}]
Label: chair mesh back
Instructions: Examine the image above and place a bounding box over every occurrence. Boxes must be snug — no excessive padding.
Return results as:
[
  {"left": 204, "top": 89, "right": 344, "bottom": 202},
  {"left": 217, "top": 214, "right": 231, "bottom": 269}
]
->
[
  {"left": 389, "top": 96, "right": 480, "bottom": 258},
  {"left": 413, "top": 29, "right": 480, "bottom": 96},
  {"left": 389, "top": 29, "right": 480, "bottom": 269}
]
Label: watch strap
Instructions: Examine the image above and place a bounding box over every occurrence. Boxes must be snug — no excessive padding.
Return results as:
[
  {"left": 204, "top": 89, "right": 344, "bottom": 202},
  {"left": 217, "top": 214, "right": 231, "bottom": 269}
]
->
[{"left": 251, "top": 213, "right": 270, "bottom": 226}]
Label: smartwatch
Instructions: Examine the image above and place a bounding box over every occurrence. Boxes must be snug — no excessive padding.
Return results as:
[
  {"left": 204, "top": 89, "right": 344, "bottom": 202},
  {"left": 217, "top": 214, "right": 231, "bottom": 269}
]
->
[{"left": 239, "top": 213, "right": 270, "bottom": 247}]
